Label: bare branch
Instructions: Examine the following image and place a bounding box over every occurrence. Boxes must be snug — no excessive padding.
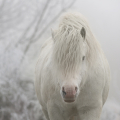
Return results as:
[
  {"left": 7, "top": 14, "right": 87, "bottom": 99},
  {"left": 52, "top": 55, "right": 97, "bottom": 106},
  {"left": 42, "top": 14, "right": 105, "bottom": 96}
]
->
[
  {"left": 23, "top": 10, "right": 63, "bottom": 55},
  {"left": 0, "top": 0, "right": 6, "bottom": 12},
  {"left": 15, "top": 0, "right": 51, "bottom": 47},
  {"left": 15, "top": 14, "right": 38, "bottom": 47},
  {"left": 22, "top": 0, "right": 77, "bottom": 55},
  {"left": 27, "top": 0, "right": 51, "bottom": 40}
]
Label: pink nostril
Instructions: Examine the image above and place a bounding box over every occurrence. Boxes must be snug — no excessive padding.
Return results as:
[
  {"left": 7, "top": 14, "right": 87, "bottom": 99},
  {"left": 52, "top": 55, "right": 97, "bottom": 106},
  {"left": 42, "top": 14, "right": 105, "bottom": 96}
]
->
[
  {"left": 62, "top": 87, "right": 66, "bottom": 96},
  {"left": 62, "top": 87, "right": 64, "bottom": 91},
  {"left": 75, "top": 87, "right": 78, "bottom": 92}
]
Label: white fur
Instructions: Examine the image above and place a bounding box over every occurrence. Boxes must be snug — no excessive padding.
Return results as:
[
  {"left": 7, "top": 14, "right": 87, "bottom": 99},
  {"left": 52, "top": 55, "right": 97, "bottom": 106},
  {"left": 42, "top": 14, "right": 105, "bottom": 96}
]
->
[{"left": 35, "top": 12, "right": 110, "bottom": 120}]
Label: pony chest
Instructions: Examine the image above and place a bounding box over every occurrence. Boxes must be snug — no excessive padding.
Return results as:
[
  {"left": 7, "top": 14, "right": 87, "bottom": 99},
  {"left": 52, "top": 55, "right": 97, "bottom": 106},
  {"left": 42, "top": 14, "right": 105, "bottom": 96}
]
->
[
  {"left": 76, "top": 84, "right": 103, "bottom": 109},
  {"left": 60, "top": 105, "right": 78, "bottom": 117}
]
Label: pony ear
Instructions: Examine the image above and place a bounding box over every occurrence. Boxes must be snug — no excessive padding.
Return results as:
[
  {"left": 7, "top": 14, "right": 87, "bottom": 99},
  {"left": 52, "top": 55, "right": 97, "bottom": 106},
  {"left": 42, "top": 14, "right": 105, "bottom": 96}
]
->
[{"left": 80, "top": 27, "right": 86, "bottom": 39}]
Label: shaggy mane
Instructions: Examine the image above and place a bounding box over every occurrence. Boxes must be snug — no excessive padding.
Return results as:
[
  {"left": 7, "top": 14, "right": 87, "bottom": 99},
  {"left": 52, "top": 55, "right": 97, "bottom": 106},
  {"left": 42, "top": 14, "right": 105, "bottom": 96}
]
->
[{"left": 52, "top": 12, "right": 102, "bottom": 76}]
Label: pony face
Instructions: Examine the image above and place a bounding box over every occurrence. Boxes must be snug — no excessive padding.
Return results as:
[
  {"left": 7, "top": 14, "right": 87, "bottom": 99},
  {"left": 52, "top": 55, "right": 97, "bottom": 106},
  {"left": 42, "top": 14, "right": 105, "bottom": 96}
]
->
[
  {"left": 52, "top": 26, "right": 87, "bottom": 103},
  {"left": 59, "top": 53, "right": 87, "bottom": 103},
  {"left": 59, "top": 73, "right": 82, "bottom": 103}
]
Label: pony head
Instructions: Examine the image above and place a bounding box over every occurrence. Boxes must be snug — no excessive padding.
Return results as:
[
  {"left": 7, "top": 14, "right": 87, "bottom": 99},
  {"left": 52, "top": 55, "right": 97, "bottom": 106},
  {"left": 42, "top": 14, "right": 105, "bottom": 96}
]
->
[{"left": 52, "top": 13, "right": 90, "bottom": 103}]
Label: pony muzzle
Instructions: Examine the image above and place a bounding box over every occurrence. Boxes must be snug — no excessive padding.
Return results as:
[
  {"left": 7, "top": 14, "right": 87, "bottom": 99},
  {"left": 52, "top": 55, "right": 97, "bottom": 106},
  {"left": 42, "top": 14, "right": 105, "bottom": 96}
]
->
[{"left": 62, "top": 86, "right": 78, "bottom": 103}]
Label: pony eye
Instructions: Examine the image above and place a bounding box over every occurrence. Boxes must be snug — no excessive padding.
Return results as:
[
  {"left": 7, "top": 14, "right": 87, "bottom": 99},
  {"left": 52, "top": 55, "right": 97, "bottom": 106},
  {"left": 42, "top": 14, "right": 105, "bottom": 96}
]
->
[{"left": 82, "top": 56, "right": 85, "bottom": 61}]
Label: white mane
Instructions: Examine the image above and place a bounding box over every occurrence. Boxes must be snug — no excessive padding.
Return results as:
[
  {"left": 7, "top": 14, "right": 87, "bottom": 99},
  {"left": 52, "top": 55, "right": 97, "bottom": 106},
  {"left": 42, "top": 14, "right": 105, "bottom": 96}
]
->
[{"left": 52, "top": 12, "right": 102, "bottom": 76}]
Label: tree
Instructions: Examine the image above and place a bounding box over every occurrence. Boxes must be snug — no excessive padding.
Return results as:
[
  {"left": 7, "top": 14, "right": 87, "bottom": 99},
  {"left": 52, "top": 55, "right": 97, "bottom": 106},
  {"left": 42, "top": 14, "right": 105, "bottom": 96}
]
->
[{"left": 0, "top": 0, "right": 76, "bottom": 120}]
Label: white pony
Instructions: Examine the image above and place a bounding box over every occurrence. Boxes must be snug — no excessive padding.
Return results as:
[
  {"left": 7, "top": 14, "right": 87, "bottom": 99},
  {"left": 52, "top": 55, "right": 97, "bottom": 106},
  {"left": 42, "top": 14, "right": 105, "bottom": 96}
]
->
[{"left": 35, "top": 12, "right": 110, "bottom": 120}]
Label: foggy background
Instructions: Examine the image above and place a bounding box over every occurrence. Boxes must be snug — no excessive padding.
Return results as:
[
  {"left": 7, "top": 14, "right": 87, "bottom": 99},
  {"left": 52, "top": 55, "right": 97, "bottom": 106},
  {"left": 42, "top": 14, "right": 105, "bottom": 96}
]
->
[{"left": 0, "top": 0, "right": 120, "bottom": 120}]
